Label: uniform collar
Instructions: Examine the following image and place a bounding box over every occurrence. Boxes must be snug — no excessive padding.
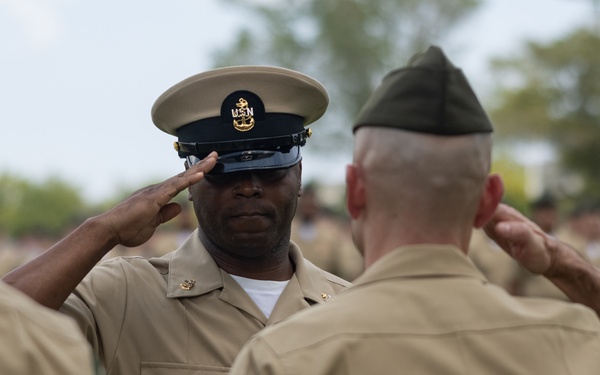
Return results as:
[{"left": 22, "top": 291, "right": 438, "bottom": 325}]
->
[
  {"left": 353, "top": 244, "right": 487, "bottom": 286},
  {"left": 287, "top": 240, "right": 342, "bottom": 305},
  {"left": 166, "top": 230, "right": 343, "bottom": 302},
  {"left": 166, "top": 230, "right": 222, "bottom": 298}
]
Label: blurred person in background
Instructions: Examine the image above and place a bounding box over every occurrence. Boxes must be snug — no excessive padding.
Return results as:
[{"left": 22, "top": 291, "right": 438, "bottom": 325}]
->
[
  {"left": 292, "top": 183, "right": 363, "bottom": 281},
  {"left": 529, "top": 192, "right": 559, "bottom": 235},
  {"left": 468, "top": 227, "right": 520, "bottom": 293},
  {"left": 560, "top": 200, "right": 600, "bottom": 265}
]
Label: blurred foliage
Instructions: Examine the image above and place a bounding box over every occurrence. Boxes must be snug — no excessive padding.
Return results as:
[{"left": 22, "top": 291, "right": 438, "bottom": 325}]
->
[
  {"left": 0, "top": 173, "right": 87, "bottom": 238},
  {"left": 0, "top": 170, "right": 198, "bottom": 240},
  {"left": 213, "top": 0, "right": 482, "bottom": 153},
  {"left": 489, "top": 27, "right": 600, "bottom": 201},
  {"left": 490, "top": 148, "right": 528, "bottom": 212}
]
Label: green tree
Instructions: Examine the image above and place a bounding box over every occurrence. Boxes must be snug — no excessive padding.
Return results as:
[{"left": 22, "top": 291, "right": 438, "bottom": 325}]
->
[
  {"left": 213, "top": 0, "right": 482, "bottom": 152},
  {"left": 489, "top": 27, "right": 600, "bottom": 200},
  {"left": 0, "top": 173, "right": 86, "bottom": 238}
]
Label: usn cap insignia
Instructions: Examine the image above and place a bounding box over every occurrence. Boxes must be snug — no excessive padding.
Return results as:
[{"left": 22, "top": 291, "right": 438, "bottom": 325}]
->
[
  {"left": 232, "top": 97, "right": 255, "bottom": 132},
  {"left": 221, "top": 90, "right": 265, "bottom": 134}
]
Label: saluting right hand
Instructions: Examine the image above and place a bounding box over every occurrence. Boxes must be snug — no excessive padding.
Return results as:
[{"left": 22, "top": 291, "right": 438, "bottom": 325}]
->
[
  {"left": 483, "top": 203, "right": 556, "bottom": 275},
  {"left": 97, "top": 152, "right": 217, "bottom": 248}
]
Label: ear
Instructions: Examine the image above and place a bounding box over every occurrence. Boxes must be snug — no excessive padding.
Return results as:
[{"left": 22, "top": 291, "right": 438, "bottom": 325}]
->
[
  {"left": 345, "top": 164, "right": 366, "bottom": 219},
  {"left": 473, "top": 174, "right": 504, "bottom": 228}
]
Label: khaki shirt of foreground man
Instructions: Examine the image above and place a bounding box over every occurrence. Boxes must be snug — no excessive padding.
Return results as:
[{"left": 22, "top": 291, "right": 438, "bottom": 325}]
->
[
  {"left": 230, "top": 46, "right": 600, "bottom": 375},
  {"left": 0, "top": 281, "right": 95, "bottom": 375},
  {"left": 61, "top": 234, "right": 345, "bottom": 374},
  {"left": 3, "top": 66, "right": 349, "bottom": 375}
]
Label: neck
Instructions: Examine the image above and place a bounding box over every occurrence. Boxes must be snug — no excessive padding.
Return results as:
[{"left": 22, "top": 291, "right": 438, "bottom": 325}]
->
[
  {"left": 197, "top": 229, "right": 294, "bottom": 281},
  {"left": 362, "top": 216, "right": 471, "bottom": 267}
]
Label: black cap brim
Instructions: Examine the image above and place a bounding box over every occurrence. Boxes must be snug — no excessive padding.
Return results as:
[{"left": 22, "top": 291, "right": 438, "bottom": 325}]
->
[{"left": 190, "top": 146, "right": 302, "bottom": 174}]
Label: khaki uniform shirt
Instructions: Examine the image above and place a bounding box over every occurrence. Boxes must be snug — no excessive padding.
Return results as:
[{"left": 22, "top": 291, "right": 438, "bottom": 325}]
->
[
  {"left": 0, "top": 281, "right": 95, "bottom": 375},
  {"left": 230, "top": 245, "right": 600, "bottom": 375},
  {"left": 61, "top": 230, "right": 350, "bottom": 375}
]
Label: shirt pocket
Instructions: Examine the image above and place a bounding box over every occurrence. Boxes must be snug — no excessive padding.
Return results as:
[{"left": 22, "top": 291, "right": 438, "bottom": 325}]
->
[{"left": 141, "top": 362, "right": 228, "bottom": 375}]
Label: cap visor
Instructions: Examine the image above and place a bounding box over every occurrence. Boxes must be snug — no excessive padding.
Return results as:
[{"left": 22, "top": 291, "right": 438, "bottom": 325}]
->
[{"left": 210, "top": 146, "right": 301, "bottom": 174}]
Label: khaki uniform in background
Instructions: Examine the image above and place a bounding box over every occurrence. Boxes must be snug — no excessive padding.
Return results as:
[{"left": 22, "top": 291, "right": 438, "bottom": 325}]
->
[
  {"left": 468, "top": 228, "right": 520, "bottom": 293},
  {"left": 291, "top": 217, "right": 364, "bottom": 282},
  {"left": 559, "top": 223, "right": 600, "bottom": 268},
  {"left": 61, "top": 230, "right": 350, "bottom": 374},
  {"left": 230, "top": 245, "right": 600, "bottom": 375},
  {"left": 0, "top": 242, "right": 28, "bottom": 277},
  {"left": 514, "top": 269, "right": 569, "bottom": 300},
  {"left": 0, "top": 236, "right": 51, "bottom": 277},
  {"left": 0, "top": 281, "right": 95, "bottom": 375}
]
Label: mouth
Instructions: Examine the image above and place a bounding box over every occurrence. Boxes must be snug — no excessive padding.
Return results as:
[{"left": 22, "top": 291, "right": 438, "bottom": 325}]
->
[
  {"left": 227, "top": 210, "right": 272, "bottom": 233},
  {"left": 226, "top": 202, "right": 274, "bottom": 225},
  {"left": 232, "top": 212, "right": 265, "bottom": 218}
]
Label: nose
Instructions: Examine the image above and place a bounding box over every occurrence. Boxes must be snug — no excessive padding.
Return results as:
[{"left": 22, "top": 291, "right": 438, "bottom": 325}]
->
[{"left": 234, "top": 172, "right": 263, "bottom": 198}]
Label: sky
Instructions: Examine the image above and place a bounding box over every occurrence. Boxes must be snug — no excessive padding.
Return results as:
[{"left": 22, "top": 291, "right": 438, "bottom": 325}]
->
[{"left": 0, "top": 0, "right": 595, "bottom": 203}]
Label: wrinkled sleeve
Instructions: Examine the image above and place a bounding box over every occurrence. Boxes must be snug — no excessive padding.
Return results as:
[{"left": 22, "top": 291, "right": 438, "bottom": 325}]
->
[
  {"left": 230, "top": 336, "right": 288, "bottom": 375},
  {"left": 60, "top": 257, "right": 131, "bottom": 365},
  {"left": 0, "top": 284, "right": 95, "bottom": 375}
]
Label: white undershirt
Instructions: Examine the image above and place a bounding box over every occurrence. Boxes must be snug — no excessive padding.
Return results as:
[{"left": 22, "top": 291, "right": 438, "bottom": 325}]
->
[{"left": 229, "top": 275, "right": 290, "bottom": 318}]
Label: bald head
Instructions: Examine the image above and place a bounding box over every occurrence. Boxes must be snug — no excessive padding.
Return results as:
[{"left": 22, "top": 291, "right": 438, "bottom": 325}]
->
[{"left": 353, "top": 127, "right": 492, "bottom": 226}]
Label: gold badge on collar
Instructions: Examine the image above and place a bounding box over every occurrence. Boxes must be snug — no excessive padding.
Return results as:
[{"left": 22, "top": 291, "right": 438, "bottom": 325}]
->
[
  {"left": 232, "top": 98, "right": 255, "bottom": 132},
  {"left": 321, "top": 293, "right": 333, "bottom": 302},
  {"left": 180, "top": 279, "right": 196, "bottom": 290}
]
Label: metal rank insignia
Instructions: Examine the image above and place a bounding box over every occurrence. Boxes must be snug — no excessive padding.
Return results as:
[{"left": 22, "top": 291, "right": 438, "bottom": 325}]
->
[
  {"left": 321, "top": 293, "right": 333, "bottom": 302},
  {"left": 180, "top": 279, "right": 196, "bottom": 290},
  {"left": 231, "top": 97, "right": 255, "bottom": 132}
]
